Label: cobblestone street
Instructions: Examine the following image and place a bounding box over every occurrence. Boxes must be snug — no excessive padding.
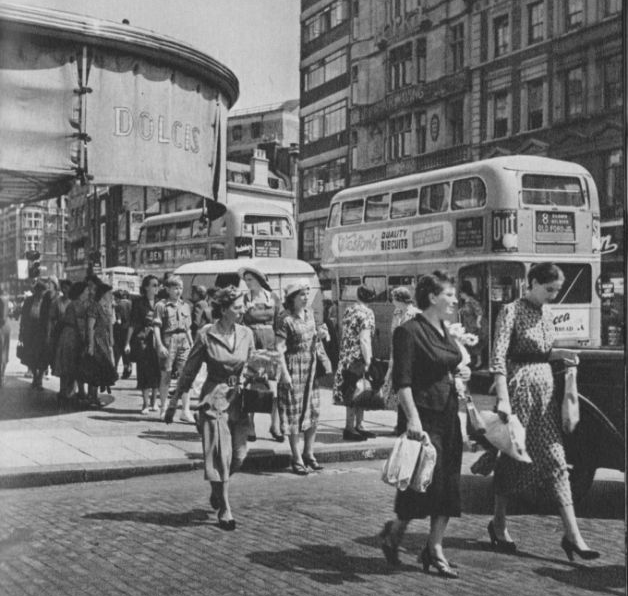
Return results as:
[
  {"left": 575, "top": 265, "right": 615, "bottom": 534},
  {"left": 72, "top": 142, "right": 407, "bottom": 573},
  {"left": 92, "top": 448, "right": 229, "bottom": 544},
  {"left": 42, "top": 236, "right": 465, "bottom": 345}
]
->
[{"left": 0, "top": 461, "right": 624, "bottom": 596}]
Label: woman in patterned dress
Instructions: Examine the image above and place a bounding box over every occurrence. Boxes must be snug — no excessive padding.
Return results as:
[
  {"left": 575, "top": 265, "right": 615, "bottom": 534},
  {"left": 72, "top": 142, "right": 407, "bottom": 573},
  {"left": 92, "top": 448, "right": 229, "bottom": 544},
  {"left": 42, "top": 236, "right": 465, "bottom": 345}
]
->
[
  {"left": 489, "top": 262, "right": 599, "bottom": 561},
  {"left": 332, "top": 285, "right": 377, "bottom": 441},
  {"left": 276, "top": 280, "right": 331, "bottom": 475}
]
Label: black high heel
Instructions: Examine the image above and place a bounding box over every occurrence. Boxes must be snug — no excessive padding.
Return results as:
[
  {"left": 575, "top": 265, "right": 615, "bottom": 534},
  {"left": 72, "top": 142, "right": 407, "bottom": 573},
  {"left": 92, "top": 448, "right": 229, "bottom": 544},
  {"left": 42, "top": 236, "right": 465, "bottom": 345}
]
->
[
  {"left": 379, "top": 521, "right": 401, "bottom": 567},
  {"left": 561, "top": 537, "right": 600, "bottom": 562},
  {"left": 488, "top": 520, "right": 517, "bottom": 553},
  {"left": 270, "top": 428, "right": 285, "bottom": 443},
  {"left": 420, "top": 546, "right": 459, "bottom": 579}
]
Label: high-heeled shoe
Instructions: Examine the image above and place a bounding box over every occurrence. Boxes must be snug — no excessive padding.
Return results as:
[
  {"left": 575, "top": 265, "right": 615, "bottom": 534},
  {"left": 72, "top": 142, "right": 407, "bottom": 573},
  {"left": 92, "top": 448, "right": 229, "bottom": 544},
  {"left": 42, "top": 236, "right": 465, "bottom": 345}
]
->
[
  {"left": 561, "top": 537, "right": 600, "bottom": 562},
  {"left": 420, "top": 546, "right": 459, "bottom": 579},
  {"left": 269, "top": 428, "right": 285, "bottom": 443},
  {"left": 302, "top": 455, "right": 323, "bottom": 471},
  {"left": 379, "top": 521, "right": 401, "bottom": 567},
  {"left": 487, "top": 520, "right": 517, "bottom": 553},
  {"left": 218, "top": 518, "right": 236, "bottom": 531}
]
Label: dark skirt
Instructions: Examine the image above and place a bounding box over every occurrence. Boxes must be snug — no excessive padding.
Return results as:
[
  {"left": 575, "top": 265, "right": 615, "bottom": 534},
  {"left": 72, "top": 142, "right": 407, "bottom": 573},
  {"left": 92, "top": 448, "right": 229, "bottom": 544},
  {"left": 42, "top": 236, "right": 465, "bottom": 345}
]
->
[
  {"left": 394, "top": 393, "right": 462, "bottom": 520},
  {"left": 134, "top": 332, "right": 160, "bottom": 390}
]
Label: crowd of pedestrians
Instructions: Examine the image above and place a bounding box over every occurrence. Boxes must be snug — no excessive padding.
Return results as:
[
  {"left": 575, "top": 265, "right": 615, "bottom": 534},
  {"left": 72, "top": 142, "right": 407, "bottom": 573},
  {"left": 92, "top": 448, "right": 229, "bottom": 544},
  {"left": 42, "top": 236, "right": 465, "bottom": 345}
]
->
[{"left": 1, "top": 262, "right": 601, "bottom": 570}]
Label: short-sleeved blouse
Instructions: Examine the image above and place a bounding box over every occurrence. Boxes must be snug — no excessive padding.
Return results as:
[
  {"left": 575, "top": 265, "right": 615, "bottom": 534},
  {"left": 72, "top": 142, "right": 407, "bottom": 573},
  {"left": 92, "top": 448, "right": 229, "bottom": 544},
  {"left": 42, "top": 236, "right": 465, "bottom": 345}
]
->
[{"left": 338, "top": 303, "right": 375, "bottom": 364}]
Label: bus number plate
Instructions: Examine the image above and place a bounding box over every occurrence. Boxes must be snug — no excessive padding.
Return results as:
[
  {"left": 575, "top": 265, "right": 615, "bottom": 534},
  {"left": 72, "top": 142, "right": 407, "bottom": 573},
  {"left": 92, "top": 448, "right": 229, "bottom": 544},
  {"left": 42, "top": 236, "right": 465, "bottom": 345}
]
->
[
  {"left": 536, "top": 212, "right": 575, "bottom": 242},
  {"left": 255, "top": 239, "right": 281, "bottom": 258}
]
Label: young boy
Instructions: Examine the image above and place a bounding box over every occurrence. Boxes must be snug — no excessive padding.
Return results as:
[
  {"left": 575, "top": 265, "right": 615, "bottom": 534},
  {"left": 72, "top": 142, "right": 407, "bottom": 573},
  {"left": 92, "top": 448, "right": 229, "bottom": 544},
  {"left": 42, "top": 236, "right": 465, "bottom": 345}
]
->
[{"left": 153, "top": 275, "right": 193, "bottom": 421}]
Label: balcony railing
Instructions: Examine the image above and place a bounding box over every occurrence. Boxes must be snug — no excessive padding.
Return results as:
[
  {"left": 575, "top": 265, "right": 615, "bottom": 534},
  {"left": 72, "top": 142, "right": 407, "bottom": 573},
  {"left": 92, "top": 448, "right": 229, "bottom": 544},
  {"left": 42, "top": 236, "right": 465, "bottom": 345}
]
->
[{"left": 351, "top": 69, "right": 470, "bottom": 126}]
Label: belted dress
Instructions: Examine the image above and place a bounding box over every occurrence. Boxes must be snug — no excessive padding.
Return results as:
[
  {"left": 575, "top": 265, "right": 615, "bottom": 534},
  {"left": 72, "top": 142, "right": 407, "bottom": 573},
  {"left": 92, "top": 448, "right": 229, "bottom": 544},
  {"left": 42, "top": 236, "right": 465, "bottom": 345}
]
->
[{"left": 174, "top": 323, "right": 255, "bottom": 482}]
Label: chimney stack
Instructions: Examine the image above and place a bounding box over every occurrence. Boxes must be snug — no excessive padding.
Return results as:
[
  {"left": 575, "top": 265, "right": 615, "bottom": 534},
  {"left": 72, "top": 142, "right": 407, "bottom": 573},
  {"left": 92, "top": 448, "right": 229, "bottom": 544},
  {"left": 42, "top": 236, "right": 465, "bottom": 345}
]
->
[{"left": 250, "top": 149, "right": 269, "bottom": 187}]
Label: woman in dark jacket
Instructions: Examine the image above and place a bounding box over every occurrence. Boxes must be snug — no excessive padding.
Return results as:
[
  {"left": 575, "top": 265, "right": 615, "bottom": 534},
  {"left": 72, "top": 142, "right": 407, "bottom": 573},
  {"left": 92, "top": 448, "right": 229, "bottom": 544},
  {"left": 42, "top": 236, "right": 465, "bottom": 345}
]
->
[
  {"left": 380, "top": 271, "right": 470, "bottom": 579},
  {"left": 18, "top": 280, "right": 48, "bottom": 389}
]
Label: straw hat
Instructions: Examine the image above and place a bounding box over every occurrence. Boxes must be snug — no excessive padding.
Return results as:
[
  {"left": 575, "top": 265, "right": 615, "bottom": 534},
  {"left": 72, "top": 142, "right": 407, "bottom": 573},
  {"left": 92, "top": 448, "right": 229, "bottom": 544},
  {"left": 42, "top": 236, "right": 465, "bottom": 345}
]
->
[
  {"left": 238, "top": 265, "right": 271, "bottom": 292},
  {"left": 284, "top": 278, "right": 310, "bottom": 300}
]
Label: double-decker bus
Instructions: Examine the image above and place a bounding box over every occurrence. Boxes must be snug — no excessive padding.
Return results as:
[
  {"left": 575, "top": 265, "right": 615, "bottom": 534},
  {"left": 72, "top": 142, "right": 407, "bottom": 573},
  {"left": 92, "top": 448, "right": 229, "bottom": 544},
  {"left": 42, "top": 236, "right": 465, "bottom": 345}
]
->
[
  {"left": 135, "top": 201, "right": 296, "bottom": 279},
  {"left": 321, "top": 156, "right": 602, "bottom": 364}
]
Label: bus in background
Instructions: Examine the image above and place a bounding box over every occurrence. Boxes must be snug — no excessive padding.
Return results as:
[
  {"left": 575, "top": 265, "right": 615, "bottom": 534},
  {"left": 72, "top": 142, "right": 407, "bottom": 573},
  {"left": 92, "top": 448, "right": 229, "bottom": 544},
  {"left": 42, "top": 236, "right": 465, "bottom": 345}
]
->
[
  {"left": 102, "top": 267, "right": 141, "bottom": 295},
  {"left": 135, "top": 201, "right": 297, "bottom": 279},
  {"left": 321, "top": 156, "right": 602, "bottom": 364}
]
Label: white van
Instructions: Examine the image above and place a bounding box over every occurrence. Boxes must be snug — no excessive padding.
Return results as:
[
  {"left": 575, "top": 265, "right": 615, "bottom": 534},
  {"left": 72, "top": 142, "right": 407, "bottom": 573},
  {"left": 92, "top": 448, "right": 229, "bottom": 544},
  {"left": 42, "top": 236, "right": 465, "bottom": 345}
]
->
[{"left": 174, "top": 258, "right": 323, "bottom": 322}]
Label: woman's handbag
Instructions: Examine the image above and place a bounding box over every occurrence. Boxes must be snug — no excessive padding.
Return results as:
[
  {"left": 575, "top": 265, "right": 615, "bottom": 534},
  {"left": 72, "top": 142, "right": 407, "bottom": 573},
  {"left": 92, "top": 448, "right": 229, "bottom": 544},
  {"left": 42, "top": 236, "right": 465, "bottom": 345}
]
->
[
  {"left": 242, "top": 378, "right": 274, "bottom": 413},
  {"left": 381, "top": 433, "right": 423, "bottom": 491},
  {"left": 561, "top": 366, "right": 580, "bottom": 434},
  {"left": 351, "top": 359, "right": 388, "bottom": 410},
  {"left": 409, "top": 435, "right": 437, "bottom": 493}
]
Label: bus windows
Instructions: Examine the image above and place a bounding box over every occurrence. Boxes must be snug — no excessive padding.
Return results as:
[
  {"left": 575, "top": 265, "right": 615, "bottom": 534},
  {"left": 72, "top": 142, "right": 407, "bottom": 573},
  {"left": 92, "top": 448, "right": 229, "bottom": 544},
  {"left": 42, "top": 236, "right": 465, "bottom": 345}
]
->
[
  {"left": 146, "top": 225, "right": 161, "bottom": 243},
  {"left": 243, "top": 215, "right": 292, "bottom": 237},
  {"left": 328, "top": 203, "right": 341, "bottom": 228},
  {"left": 339, "top": 276, "right": 361, "bottom": 300},
  {"left": 341, "top": 199, "right": 364, "bottom": 225},
  {"left": 419, "top": 182, "right": 449, "bottom": 214},
  {"left": 554, "top": 263, "right": 592, "bottom": 304},
  {"left": 390, "top": 189, "right": 418, "bottom": 219},
  {"left": 164, "top": 224, "right": 176, "bottom": 242},
  {"left": 176, "top": 221, "right": 191, "bottom": 240},
  {"left": 521, "top": 175, "right": 586, "bottom": 207},
  {"left": 365, "top": 194, "right": 390, "bottom": 222},
  {"left": 388, "top": 275, "right": 414, "bottom": 300},
  {"left": 452, "top": 177, "right": 486, "bottom": 210},
  {"left": 363, "top": 276, "right": 387, "bottom": 302}
]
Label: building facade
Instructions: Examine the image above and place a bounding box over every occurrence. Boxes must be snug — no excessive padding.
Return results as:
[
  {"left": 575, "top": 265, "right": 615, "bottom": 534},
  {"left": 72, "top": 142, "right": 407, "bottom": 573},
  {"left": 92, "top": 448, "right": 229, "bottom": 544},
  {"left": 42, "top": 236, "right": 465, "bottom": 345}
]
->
[
  {"left": 298, "top": 0, "right": 623, "bottom": 338},
  {"left": 0, "top": 199, "right": 67, "bottom": 294}
]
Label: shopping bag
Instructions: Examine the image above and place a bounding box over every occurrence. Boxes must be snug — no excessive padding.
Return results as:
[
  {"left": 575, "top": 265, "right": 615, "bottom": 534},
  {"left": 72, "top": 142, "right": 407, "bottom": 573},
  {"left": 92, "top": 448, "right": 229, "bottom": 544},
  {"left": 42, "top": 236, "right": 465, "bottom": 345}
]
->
[
  {"left": 481, "top": 412, "right": 532, "bottom": 463},
  {"left": 465, "top": 393, "right": 487, "bottom": 437},
  {"left": 381, "top": 433, "right": 422, "bottom": 491},
  {"left": 409, "top": 435, "right": 437, "bottom": 493}
]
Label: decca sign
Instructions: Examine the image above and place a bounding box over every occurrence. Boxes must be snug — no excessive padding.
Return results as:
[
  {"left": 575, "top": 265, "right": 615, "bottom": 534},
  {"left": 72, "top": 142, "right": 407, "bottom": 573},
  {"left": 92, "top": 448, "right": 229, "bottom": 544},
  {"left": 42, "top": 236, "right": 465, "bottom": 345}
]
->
[{"left": 550, "top": 305, "right": 589, "bottom": 340}]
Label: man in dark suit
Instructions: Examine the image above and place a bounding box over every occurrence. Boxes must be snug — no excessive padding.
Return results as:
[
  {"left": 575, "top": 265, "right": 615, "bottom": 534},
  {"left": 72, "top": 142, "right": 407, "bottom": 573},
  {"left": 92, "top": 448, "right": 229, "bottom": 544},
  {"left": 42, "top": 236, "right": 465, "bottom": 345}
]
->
[{"left": 113, "top": 290, "right": 133, "bottom": 379}]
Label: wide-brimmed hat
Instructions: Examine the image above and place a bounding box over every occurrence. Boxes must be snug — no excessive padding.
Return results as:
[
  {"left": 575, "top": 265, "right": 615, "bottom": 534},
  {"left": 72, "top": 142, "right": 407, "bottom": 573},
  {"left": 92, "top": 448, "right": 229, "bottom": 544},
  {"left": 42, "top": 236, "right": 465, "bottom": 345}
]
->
[
  {"left": 238, "top": 266, "right": 271, "bottom": 292},
  {"left": 284, "top": 278, "right": 310, "bottom": 300}
]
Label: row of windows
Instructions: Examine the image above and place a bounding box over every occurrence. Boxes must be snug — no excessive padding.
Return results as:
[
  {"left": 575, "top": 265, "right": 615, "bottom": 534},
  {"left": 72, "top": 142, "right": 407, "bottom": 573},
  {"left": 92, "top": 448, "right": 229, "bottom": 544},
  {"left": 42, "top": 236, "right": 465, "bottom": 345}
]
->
[
  {"left": 303, "top": 100, "right": 347, "bottom": 144},
  {"left": 303, "top": 0, "right": 348, "bottom": 44},
  {"left": 304, "top": 49, "right": 347, "bottom": 92},
  {"left": 489, "top": 55, "right": 622, "bottom": 139},
  {"left": 302, "top": 156, "right": 348, "bottom": 198},
  {"left": 231, "top": 122, "right": 262, "bottom": 142},
  {"left": 328, "top": 176, "right": 487, "bottom": 227}
]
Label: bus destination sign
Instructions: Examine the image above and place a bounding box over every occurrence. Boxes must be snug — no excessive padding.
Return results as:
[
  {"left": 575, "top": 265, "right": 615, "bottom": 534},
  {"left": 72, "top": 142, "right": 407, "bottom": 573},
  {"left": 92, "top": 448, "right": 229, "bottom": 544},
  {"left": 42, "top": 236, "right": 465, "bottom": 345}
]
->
[
  {"left": 535, "top": 212, "right": 575, "bottom": 243},
  {"left": 456, "top": 217, "right": 484, "bottom": 248},
  {"left": 255, "top": 239, "right": 281, "bottom": 258}
]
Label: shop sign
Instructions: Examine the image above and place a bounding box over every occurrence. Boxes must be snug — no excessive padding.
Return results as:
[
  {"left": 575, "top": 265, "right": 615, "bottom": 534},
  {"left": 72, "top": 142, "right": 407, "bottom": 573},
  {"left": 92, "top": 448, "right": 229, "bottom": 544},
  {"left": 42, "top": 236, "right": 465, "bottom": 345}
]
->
[
  {"left": 331, "top": 222, "right": 453, "bottom": 258},
  {"left": 595, "top": 277, "right": 615, "bottom": 300},
  {"left": 491, "top": 210, "right": 518, "bottom": 252},
  {"left": 549, "top": 306, "right": 589, "bottom": 340},
  {"left": 456, "top": 217, "right": 484, "bottom": 248},
  {"left": 145, "top": 248, "right": 164, "bottom": 264},
  {"left": 86, "top": 53, "right": 221, "bottom": 198},
  {"left": 600, "top": 222, "right": 624, "bottom": 256},
  {"left": 255, "top": 239, "right": 281, "bottom": 258},
  {"left": 535, "top": 212, "right": 575, "bottom": 243}
]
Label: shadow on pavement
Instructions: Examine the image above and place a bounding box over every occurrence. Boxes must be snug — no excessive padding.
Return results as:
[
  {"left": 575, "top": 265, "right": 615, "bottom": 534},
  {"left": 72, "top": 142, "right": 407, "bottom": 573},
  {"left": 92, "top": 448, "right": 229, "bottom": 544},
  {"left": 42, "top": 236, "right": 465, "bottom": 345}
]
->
[
  {"left": 140, "top": 430, "right": 198, "bottom": 442},
  {"left": 535, "top": 564, "right": 625, "bottom": 594},
  {"left": 248, "top": 543, "right": 406, "bottom": 584},
  {"left": 83, "top": 508, "right": 209, "bottom": 527}
]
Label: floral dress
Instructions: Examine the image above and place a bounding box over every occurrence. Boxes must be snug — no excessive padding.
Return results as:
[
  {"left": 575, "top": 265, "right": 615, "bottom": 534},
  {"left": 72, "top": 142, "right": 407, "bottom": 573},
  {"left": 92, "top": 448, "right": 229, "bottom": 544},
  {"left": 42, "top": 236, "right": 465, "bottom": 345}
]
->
[
  {"left": 490, "top": 297, "right": 572, "bottom": 507},
  {"left": 276, "top": 309, "right": 321, "bottom": 434},
  {"left": 332, "top": 303, "right": 375, "bottom": 405}
]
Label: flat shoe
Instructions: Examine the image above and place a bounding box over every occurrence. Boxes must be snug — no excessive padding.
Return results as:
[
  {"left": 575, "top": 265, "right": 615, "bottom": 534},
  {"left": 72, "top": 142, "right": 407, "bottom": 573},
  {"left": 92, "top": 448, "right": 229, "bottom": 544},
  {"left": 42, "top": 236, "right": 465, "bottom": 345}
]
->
[
  {"left": 343, "top": 429, "right": 367, "bottom": 441},
  {"left": 247, "top": 434, "right": 257, "bottom": 442},
  {"left": 291, "top": 462, "right": 309, "bottom": 476},
  {"left": 218, "top": 518, "right": 236, "bottom": 531},
  {"left": 270, "top": 429, "right": 285, "bottom": 443}
]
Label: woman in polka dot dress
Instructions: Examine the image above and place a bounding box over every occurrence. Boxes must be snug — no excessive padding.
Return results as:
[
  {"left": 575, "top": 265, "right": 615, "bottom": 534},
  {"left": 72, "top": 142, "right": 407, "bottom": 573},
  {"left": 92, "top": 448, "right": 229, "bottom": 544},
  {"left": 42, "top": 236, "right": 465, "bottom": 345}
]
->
[{"left": 488, "top": 262, "right": 599, "bottom": 562}]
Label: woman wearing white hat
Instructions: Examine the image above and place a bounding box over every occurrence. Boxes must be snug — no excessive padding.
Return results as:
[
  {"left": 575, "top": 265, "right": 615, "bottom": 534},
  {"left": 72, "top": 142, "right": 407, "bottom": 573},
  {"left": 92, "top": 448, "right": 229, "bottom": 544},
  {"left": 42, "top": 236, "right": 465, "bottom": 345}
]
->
[
  {"left": 276, "top": 279, "right": 331, "bottom": 474},
  {"left": 238, "top": 266, "right": 282, "bottom": 442}
]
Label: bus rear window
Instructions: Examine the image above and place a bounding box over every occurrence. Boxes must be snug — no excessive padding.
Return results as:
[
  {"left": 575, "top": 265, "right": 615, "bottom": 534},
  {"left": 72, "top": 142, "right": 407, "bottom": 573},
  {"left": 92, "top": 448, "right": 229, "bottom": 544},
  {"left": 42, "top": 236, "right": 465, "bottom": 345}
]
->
[
  {"left": 340, "top": 276, "right": 361, "bottom": 300},
  {"left": 554, "top": 263, "right": 592, "bottom": 304},
  {"left": 452, "top": 177, "right": 486, "bottom": 210},
  {"left": 328, "top": 203, "right": 341, "bottom": 228},
  {"left": 341, "top": 199, "right": 364, "bottom": 225},
  {"left": 243, "top": 215, "right": 293, "bottom": 237},
  {"left": 522, "top": 175, "right": 586, "bottom": 207},
  {"left": 363, "top": 276, "right": 387, "bottom": 302},
  {"left": 365, "top": 194, "right": 390, "bottom": 222},
  {"left": 391, "top": 189, "right": 418, "bottom": 219},
  {"left": 419, "top": 183, "right": 449, "bottom": 214}
]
